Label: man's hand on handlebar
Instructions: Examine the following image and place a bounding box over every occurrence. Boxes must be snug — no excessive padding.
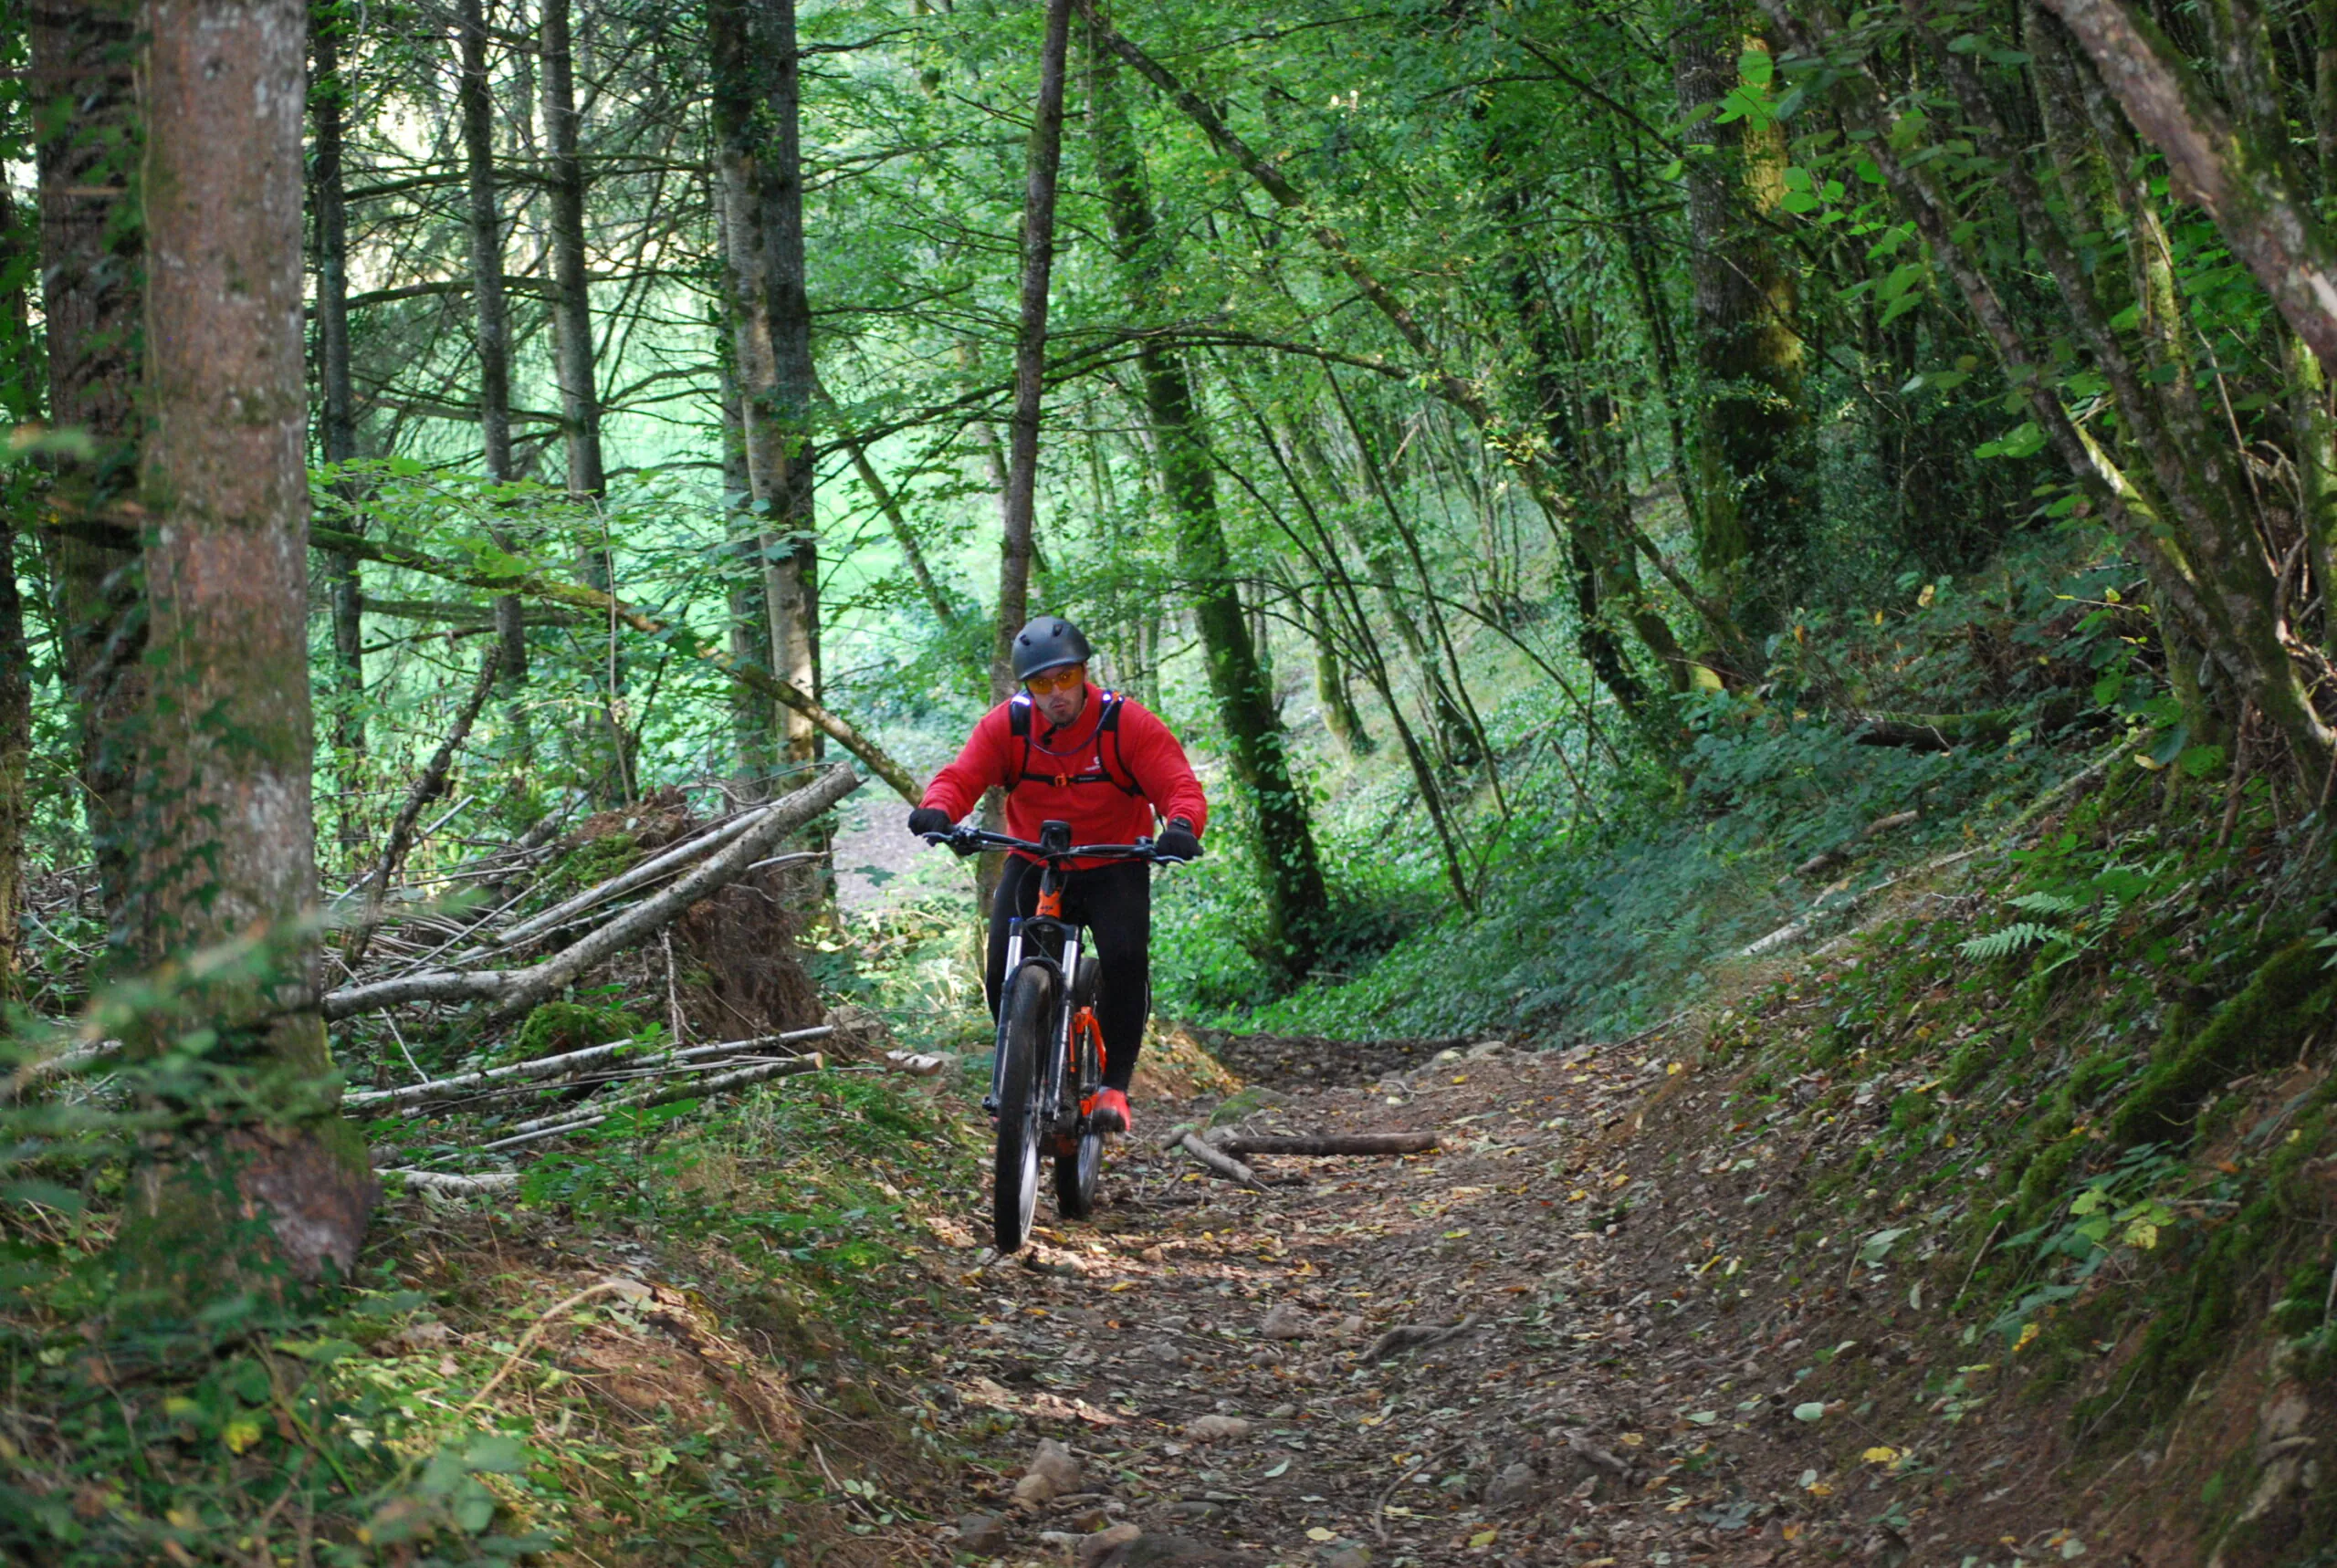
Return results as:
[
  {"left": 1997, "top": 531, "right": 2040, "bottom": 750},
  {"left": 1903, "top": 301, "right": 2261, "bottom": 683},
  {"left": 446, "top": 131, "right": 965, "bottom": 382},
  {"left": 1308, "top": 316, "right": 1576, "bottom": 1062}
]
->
[
  {"left": 906, "top": 806, "right": 952, "bottom": 839},
  {"left": 1153, "top": 817, "right": 1202, "bottom": 864}
]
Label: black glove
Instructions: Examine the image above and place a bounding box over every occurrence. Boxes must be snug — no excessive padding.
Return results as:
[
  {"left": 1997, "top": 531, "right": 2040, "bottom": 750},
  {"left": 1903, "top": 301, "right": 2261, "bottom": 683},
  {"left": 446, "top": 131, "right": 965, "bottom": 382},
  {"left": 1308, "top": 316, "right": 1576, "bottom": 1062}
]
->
[
  {"left": 907, "top": 806, "right": 954, "bottom": 840},
  {"left": 1154, "top": 817, "right": 1202, "bottom": 863}
]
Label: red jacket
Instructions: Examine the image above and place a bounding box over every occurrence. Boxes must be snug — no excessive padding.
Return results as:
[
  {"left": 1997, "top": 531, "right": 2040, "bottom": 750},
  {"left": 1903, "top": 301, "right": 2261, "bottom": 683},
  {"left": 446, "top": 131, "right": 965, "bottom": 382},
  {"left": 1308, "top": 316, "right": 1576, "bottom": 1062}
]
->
[{"left": 920, "top": 685, "right": 1208, "bottom": 866}]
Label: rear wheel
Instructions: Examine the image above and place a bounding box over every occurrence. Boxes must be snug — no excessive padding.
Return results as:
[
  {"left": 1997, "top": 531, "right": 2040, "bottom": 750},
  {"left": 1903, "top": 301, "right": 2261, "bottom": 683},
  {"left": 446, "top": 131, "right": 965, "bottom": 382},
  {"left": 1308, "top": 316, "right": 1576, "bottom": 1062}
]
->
[{"left": 992, "top": 965, "right": 1054, "bottom": 1252}]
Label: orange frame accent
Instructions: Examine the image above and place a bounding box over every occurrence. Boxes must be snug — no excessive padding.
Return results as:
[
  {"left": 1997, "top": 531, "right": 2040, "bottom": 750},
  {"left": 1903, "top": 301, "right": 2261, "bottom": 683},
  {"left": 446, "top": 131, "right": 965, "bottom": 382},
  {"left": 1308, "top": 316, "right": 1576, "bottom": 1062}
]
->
[{"left": 1036, "top": 885, "right": 1064, "bottom": 918}]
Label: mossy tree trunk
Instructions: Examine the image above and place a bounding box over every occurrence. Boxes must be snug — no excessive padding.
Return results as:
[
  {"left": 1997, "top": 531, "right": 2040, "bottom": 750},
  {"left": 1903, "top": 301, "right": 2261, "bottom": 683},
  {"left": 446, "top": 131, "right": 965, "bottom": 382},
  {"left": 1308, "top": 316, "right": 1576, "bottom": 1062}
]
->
[
  {"left": 1672, "top": 15, "right": 1811, "bottom": 656},
  {"left": 30, "top": 0, "right": 144, "bottom": 953},
  {"left": 119, "top": 0, "right": 372, "bottom": 1308},
  {"left": 1090, "top": 39, "right": 1331, "bottom": 972}
]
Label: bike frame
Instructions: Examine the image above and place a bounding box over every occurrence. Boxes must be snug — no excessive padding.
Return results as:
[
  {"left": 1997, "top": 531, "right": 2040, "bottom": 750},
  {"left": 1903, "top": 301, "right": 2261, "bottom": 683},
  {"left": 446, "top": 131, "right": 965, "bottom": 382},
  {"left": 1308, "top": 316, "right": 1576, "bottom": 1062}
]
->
[{"left": 930, "top": 822, "right": 1152, "bottom": 1132}]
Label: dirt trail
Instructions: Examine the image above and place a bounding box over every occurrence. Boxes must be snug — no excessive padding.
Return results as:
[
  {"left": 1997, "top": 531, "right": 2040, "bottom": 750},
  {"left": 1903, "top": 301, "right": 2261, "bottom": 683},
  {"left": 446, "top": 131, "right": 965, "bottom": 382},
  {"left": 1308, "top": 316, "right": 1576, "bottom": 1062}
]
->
[{"left": 907, "top": 1035, "right": 1925, "bottom": 1568}]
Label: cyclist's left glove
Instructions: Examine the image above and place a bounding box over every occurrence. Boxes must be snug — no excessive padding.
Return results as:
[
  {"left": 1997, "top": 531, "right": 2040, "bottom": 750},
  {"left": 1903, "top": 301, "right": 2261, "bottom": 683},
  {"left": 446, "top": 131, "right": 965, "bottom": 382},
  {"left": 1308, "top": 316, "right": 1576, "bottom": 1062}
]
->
[{"left": 1154, "top": 818, "right": 1202, "bottom": 863}]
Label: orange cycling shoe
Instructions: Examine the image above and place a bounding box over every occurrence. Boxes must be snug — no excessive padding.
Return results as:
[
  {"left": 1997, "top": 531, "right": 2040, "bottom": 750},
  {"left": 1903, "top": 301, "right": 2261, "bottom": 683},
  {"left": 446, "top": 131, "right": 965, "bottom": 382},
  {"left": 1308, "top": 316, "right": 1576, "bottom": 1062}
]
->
[{"left": 1090, "top": 1087, "right": 1132, "bottom": 1134}]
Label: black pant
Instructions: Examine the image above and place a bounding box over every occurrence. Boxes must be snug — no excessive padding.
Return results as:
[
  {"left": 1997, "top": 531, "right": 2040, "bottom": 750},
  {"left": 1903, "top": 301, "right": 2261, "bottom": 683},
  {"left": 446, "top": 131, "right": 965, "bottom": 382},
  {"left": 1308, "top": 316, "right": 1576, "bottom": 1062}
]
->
[{"left": 986, "top": 856, "right": 1149, "bottom": 1092}]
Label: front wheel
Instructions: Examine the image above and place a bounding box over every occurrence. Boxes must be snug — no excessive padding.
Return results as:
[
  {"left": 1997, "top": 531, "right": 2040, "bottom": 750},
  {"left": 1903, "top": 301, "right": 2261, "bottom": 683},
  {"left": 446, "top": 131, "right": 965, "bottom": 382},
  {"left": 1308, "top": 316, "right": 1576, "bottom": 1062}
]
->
[{"left": 992, "top": 965, "right": 1054, "bottom": 1252}]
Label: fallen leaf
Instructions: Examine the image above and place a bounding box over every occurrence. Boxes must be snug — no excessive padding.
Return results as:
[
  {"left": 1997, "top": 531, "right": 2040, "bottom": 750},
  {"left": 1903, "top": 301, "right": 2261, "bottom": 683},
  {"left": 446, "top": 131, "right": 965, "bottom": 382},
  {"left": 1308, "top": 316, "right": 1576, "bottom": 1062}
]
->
[{"left": 1307, "top": 1527, "right": 1336, "bottom": 1542}]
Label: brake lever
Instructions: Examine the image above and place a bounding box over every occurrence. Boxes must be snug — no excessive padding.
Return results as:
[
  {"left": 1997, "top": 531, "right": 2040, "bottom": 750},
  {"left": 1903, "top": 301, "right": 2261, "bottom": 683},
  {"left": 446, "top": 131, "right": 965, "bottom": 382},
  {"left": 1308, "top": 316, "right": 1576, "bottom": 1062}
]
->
[{"left": 945, "top": 828, "right": 986, "bottom": 859}]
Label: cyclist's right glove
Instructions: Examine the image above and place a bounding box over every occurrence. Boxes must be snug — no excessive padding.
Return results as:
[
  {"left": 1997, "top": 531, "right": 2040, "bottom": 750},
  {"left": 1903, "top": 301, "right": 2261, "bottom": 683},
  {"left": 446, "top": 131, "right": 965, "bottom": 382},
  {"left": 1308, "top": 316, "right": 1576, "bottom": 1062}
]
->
[
  {"left": 1154, "top": 818, "right": 1202, "bottom": 863},
  {"left": 907, "top": 806, "right": 953, "bottom": 840}
]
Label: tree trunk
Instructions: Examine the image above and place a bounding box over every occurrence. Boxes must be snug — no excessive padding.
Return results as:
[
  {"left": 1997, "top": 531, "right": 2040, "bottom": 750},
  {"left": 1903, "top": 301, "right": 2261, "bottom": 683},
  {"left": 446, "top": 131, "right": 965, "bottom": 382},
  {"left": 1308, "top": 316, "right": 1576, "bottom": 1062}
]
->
[
  {"left": 710, "top": 0, "right": 815, "bottom": 786},
  {"left": 991, "top": 0, "right": 1073, "bottom": 703},
  {"left": 719, "top": 362, "right": 779, "bottom": 788},
  {"left": 30, "top": 0, "right": 144, "bottom": 949},
  {"left": 0, "top": 190, "right": 31, "bottom": 1003},
  {"left": 1672, "top": 16, "right": 1809, "bottom": 653},
  {"left": 457, "top": 0, "right": 529, "bottom": 735},
  {"left": 540, "top": 0, "right": 634, "bottom": 802},
  {"left": 1305, "top": 591, "right": 1371, "bottom": 758},
  {"left": 311, "top": 0, "right": 366, "bottom": 859},
  {"left": 540, "top": 0, "right": 603, "bottom": 507},
  {"left": 759, "top": 0, "right": 819, "bottom": 763},
  {"left": 1089, "top": 43, "right": 1330, "bottom": 971},
  {"left": 121, "top": 0, "right": 372, "bottom": 1305}
]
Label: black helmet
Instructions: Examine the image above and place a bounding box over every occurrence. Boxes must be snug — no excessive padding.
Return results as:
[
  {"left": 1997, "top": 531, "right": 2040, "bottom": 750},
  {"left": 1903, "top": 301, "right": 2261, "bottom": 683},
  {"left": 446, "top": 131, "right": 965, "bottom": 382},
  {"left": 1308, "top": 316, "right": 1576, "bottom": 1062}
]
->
[{"left": 1010, "top": 616, "right": 1092, "bottom": 682}]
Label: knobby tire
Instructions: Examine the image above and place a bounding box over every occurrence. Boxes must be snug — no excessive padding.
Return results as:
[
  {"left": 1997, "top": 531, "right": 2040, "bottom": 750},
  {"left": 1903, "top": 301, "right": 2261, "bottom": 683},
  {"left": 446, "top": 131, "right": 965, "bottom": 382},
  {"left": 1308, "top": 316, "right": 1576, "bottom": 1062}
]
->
[{"left": 993, "top": 965, "right": 1054, "bottom": 1252}]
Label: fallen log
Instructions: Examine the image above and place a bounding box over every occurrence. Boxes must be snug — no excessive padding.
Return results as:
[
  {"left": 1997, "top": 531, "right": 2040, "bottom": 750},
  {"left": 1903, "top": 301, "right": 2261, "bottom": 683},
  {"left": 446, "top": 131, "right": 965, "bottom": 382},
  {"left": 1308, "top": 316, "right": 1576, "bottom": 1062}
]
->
[
  {"left": 345, "top": 1025, "right": 834, "bottom": 1111},
  {"left": 1214, "top": 1131, "right": 1438, "bottom": 1158},
  {"left": 463, "top": 803, "right": 770, "bottom": 957},
  {"left": 322, "top": 763, "right": 860, "bottom": 1021}
]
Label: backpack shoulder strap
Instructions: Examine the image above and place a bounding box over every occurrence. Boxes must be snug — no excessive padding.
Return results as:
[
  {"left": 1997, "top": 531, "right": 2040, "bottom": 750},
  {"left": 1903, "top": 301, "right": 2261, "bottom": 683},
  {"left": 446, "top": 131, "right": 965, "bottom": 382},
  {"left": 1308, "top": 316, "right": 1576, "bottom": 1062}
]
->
[{"left": 1096, "top": 692, "right": 1143, "bottom": 796}]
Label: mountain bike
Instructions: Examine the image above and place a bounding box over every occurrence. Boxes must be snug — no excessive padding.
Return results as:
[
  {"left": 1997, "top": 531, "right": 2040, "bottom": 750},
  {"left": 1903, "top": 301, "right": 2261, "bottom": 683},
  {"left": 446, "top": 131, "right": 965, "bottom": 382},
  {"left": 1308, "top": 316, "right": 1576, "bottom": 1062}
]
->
[{"left": 924, "top": 819, "right": 1167, "bottom": 1251}]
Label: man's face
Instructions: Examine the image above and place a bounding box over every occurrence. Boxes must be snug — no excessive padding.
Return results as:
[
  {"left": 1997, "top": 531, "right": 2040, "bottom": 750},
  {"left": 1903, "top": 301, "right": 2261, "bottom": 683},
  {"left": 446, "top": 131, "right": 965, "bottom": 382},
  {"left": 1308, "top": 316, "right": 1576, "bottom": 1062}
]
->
[{"left": 1026, "top": 663, "right": 1088, "bottom": 727}]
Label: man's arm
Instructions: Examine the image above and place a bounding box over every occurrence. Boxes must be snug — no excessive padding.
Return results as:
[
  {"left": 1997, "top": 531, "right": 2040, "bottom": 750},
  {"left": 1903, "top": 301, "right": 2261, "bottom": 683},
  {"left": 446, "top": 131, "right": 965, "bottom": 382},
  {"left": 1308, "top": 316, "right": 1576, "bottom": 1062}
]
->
[
  {"left": 920, "top": 706, "right": 1011, "bottom": 821},
  {"left": 1118, "top": 703, "right": 1209, "bottom": 833}
]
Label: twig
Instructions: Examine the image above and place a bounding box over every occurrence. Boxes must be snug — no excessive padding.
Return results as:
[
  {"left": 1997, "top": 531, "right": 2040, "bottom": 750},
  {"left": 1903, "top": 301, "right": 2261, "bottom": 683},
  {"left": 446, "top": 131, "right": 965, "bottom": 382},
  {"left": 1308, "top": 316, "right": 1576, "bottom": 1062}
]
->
[
  {"left": 661, "top": 931, "right": 687, "bottom": 1046},
  {"left": 1374, "top": 1439, "right": 1462, "bottom": 1543},
  {"left": 457, "top": 1280, "right": 642, "bottom": 1416}
]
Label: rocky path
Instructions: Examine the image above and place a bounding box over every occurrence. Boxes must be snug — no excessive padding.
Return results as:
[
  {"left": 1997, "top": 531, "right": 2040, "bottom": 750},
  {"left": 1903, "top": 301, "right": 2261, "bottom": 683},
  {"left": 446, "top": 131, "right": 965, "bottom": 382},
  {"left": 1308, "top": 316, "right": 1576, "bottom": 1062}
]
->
[{"left": 910, "top": 1036, "right": 1877, "bottom": 1568}]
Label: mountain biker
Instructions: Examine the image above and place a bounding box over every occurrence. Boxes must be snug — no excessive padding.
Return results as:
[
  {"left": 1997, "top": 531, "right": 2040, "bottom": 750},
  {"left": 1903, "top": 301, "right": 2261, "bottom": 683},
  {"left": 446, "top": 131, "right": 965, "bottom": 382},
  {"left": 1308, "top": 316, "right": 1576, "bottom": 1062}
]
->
[{"left": 907, "top": 616, "right": 1206, "bottom": 1135}]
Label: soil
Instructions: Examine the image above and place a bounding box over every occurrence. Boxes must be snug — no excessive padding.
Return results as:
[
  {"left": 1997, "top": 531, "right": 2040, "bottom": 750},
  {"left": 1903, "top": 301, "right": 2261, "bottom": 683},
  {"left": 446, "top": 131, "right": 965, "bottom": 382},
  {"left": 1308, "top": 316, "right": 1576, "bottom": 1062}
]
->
[{"left": 891, "top": 1030, "right": 2240, "bottom": 1567}]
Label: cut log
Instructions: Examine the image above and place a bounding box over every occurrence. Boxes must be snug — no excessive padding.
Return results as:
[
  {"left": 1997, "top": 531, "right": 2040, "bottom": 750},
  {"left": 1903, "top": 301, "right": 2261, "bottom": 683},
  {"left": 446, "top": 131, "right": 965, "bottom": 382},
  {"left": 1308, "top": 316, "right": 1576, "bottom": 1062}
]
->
[
  {"left": 1213, "top": 1131, "right": 1439, "bottom": 1157},
  {"left": 321, "top": 763, "right": 859, "bottom": 1021}
]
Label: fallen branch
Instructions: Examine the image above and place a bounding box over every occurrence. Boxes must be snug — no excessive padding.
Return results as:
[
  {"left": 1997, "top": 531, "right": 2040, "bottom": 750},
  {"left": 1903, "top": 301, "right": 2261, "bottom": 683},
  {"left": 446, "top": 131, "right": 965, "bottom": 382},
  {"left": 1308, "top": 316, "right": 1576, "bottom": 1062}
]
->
[
  {"left": 1363, "top": 1313, "right": 1481, "bottom": 1362},
  {"left": 345, "top": 645, "right": 502, "bottom": 968},
  {"left": 883, "top": 1050, "right": 948, "bottom": 1076},
  {"left": 1791, "top": 809, "right": 1920, "bottom": 880},
  {"left": 467, "top": 1051, "right": 826, "bottom": 1150},
  {"left": 384, "top": 1168, "right": 519, "bottom": 1194},
  {"left": 322, "top": 764, "right": 861, "bottom": 1021},
  {"left": 1213, "top": 1131, "right": 1438, "bottom": 1157},
  {"left": 1174, "top": 1129, "right": 1262, "bottom": 1188},
  {"left": 462, "top": 804, "right": 769, "bottom": 958},
  {"left": 344, "top": 1025, "right": 834, "bottom": 1111}
]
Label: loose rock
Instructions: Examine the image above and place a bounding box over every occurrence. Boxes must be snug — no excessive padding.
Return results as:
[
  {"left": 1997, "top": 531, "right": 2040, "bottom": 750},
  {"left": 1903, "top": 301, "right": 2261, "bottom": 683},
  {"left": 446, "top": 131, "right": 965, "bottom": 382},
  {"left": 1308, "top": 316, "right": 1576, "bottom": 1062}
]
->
[
  {"left": 1079, "top": 1521, "right": 1144, "bottom": 1568},
  {"left": 957, "top": 1512, "right": 1010, "bottom": 1554},
  {"left": 1014, "top": 1437, "right": 1082, "bottom": 1506},
  {"left": 1182, "top": 1413, "right": 1252, "bottom": 1442},
  {"left": 1260, "top": 1301, "right": 1310, "bottom": 1340},
  {"left": 1485, "top": 1461, "right": 1539, "bottom": 1510}
]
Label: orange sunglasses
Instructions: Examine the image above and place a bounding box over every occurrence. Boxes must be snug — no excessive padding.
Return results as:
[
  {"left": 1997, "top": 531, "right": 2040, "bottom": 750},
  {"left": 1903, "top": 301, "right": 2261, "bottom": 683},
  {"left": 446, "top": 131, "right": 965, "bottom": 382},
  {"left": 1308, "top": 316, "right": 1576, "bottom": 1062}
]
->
[{"left": 1023, "top": 664, "right": 1086, "bottom": 695}]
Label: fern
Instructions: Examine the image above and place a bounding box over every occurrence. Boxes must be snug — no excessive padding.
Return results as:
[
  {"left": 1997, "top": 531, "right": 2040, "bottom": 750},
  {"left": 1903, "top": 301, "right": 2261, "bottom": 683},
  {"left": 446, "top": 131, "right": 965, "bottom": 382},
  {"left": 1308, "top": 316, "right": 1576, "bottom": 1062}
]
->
[
  {"left": 2007, "top": 891, "right": 2084, "bottom": 915},
  {"left": 1958, "top": 922, "right": 2065, "bottom": 960}
]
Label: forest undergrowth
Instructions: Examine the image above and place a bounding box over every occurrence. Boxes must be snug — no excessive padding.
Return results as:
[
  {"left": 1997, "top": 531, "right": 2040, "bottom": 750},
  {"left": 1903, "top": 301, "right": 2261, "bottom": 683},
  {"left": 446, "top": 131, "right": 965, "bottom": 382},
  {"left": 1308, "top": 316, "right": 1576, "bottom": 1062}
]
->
[{"left": 15, "top": 521, "right": 2337, "bottom": 1565}]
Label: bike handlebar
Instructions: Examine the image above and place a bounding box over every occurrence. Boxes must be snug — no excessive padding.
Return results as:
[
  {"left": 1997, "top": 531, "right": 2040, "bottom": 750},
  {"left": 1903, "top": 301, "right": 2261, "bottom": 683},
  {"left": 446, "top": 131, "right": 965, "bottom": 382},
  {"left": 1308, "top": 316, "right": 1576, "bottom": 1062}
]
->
[{"left": 920, "top": 825, "right": 1174, "bottom": 862}]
